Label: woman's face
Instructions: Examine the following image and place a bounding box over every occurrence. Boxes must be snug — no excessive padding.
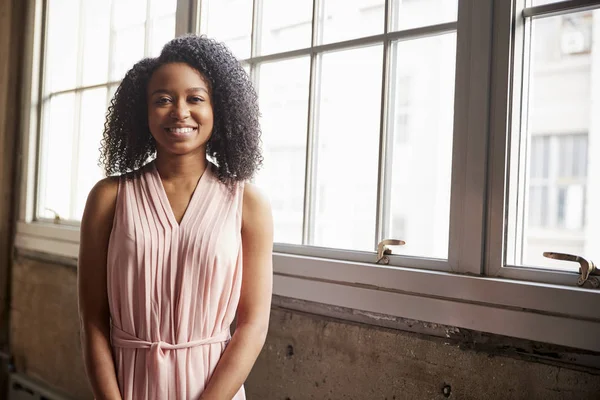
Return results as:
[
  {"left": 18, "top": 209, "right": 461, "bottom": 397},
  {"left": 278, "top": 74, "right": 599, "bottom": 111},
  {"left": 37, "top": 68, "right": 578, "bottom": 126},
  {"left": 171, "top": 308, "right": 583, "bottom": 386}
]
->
[{"left": 147, "top": 62, "right": 214, "bottom": 156}]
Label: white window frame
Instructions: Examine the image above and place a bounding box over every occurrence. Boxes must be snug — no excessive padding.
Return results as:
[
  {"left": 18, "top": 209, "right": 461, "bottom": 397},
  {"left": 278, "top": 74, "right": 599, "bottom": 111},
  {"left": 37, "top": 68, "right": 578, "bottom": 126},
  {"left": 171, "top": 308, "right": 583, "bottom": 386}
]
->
[
  {"left": 15, "top": 0, "right": 600, "bottom": 353},
  {"left": 487, "top": 0, "right": 600, "bottom": 285}
]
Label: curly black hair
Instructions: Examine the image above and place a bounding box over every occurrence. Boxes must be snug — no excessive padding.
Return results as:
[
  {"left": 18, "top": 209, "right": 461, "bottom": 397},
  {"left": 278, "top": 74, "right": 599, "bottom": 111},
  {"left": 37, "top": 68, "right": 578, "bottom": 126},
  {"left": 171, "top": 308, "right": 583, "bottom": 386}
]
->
[{"left": 100, "top": 34, "right": 262, "bottom": 187}]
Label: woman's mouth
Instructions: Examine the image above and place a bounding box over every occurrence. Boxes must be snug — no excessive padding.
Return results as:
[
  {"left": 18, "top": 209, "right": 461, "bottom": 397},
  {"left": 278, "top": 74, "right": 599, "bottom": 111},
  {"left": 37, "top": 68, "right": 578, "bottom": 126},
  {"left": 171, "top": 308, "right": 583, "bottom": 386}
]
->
[{"left": 165, "top": 126, "right": 198, "bottom": 137}]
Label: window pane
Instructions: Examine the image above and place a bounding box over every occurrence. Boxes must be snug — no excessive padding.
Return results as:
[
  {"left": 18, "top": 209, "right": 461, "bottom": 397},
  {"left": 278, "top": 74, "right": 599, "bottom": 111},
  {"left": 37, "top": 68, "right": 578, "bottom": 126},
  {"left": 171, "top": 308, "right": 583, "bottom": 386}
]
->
[
  {"left": 388, "top": 33, "right": 456, "bottom": 259},
  {"left": 313, "top": 45, "right": 383, "bottom": 251},
  {"left": 37, "top": 94, "right": 76, "bottom": 220},
  {"left": 45, "top": 0, "right": 80, "bottom": 93},
  {"left": 259, "top": 0, "right": 313, "bottom": 55},
  {"left": 149, "top": 0, "right": 176, "bottom": 56},
  {"left": 81, "top": 1, "right": 111, "bottom": 86},
  {"left": 111, "top": 24, "right": 146, "bottom": 81},
  {"left": 150, "top": 14, "right": 176, "bottom": 57},
  {"left": 203, "top": 0, "right": 253, "bottom": 59},
  {"left": 113, "top": 0, "right": 148, "bottom": 30},
  {"left": 110, "top": 0, "right": 148, "bottom": 80},
  {"left": 150, "top": 0, "right": 176, "bottom": 17},
  {"left": 255, "top": 58, "right": 311, "bottom": 245},
  {"left": 74, "top": 88, "right": 107, "bottom": 220},
  {"left": 508, "top": 10, "right": 597, "bottom": 271},
  {"left": 391, "top": 0, "right": 458, "bottom": 31},
  {"left": 319, "top": 0, "right": 385, "bottom": 45}
]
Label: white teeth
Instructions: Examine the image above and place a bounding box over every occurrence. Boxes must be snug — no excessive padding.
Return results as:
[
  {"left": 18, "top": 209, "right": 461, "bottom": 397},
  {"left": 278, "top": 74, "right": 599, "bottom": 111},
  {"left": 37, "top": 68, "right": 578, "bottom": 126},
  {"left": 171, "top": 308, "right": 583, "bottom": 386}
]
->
[{"left": 168, "top": 127, "right": 195, "bottom": 133}]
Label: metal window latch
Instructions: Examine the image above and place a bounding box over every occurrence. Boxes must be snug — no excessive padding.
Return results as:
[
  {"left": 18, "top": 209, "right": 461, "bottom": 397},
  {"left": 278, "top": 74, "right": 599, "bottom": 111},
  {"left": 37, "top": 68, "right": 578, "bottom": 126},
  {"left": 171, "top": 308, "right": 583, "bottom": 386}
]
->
[
  {"left": 543, "top": 252, "right": 599, "bottom": 288},
  {"left": 45, "top": 208, "right": 61, "bottom": 224},
  {"left": 376, "top": 239, "right": 406, "bottom": 264}
]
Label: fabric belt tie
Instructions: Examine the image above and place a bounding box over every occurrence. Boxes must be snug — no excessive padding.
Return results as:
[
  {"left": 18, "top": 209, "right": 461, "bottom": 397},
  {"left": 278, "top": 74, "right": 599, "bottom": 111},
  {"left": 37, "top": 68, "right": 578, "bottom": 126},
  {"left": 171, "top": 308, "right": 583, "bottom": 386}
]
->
[{"left": 111, "top": 323, "right": 231, "bottom": 398}]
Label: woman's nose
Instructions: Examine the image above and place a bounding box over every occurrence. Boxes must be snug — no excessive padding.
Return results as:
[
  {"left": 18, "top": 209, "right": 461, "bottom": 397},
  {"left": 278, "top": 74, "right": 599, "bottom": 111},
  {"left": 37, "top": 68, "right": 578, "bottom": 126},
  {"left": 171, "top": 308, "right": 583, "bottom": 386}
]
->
[{"left": 170, "top": 101, "right": 190, "bottom": 120}]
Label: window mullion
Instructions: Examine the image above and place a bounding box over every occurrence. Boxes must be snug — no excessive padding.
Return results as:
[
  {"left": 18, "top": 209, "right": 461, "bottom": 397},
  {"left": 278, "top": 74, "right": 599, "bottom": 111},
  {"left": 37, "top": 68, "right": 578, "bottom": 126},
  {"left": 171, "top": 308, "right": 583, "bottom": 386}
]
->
[
  {"left": 144, "top": 0, "right": 152, "bottom": 57},
  {"left": 70, "top": 92, "right": 82, "bottom": 221},
  {"left": 375, "top": 0, "right": 392, "bottom": 249},
  {"left": 448, "top": 0, "right": 494, "bottom": 274},
  {"left": 69, "top": 1, "right": 86, "bottom": 221},
  {"left": 302, "top": 56, "right": 321, "bottom": 246},
  {"left": 250, "top": 0, "right": 262, "bottom": 57},
  {"left": 302, "top": 0, "right": 322, "bottom": 245},
  {"left": 29, "top": 0, "right": 49, "bottom": 223},
  {"left": 19, "top": 0, "right": 45, "bottom": 223},
  {"left": 176, "top": 0, "right": 196, "bottom": 36},
  {"left": 523, "top": 0, "right": 600, "bottom": 18},
  {"left": 511, "top": 9, "right": 532, "bottom": 266},
  {"left": 487, "top": 0, "right": 525, "bottom": 276}
]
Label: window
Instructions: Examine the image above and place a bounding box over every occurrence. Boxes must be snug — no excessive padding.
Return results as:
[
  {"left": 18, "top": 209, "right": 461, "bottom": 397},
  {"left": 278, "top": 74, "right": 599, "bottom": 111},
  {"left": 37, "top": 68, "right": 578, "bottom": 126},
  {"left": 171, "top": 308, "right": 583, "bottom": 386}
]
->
[
  {"left": 202, "top": 0, "right": 459, "bottom": 261},
  {"left": 36, "top": 0, "right": 177, "bottom": 223},
  {"left": 501, "top": 4, "right": 599, "bottom": 274},
  {"left": 17, "top": 0, "right": 600, "bottom": 353}
]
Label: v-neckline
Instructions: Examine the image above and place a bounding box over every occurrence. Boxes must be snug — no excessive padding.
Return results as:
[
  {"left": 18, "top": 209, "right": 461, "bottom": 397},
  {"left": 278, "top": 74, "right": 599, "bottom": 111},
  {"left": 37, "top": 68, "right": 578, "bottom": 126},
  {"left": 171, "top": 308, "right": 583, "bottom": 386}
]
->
[{"left": 151, "top": 161, "right": 211, "bottom": 229}]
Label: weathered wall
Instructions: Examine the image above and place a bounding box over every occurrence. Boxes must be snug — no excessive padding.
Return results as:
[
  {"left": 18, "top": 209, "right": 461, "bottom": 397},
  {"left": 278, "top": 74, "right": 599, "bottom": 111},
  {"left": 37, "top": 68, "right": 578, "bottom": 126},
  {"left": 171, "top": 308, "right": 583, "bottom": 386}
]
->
[
  {"left": 0, "top": 0, "right": 26, "bottom": 395},
  {"left": 10, "top": 256, "right": 89, "bottom": 399},
  {"left": 9, "top": 255, "right": 600, "bottom": 400}
]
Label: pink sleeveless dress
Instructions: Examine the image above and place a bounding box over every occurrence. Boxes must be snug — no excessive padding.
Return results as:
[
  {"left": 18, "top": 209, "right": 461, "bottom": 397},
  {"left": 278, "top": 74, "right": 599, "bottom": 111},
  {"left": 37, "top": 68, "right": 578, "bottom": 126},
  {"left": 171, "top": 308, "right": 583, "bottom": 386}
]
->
[{"left": 106, "top": 161, "right": 246, "bottom": 400}]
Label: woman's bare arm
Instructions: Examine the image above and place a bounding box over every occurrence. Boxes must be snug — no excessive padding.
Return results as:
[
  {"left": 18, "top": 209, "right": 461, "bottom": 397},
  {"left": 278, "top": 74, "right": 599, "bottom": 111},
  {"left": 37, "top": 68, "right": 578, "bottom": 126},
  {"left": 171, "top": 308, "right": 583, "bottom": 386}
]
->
[{"left": 77, "top": 177, "right": 123, "bottom": 400}]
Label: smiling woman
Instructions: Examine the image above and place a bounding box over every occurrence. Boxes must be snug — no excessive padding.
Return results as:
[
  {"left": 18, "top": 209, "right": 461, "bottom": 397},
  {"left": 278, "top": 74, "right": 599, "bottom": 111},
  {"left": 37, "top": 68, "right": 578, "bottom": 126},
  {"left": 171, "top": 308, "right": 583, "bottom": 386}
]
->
[
  {"left": 77, "top": 35, "right": 273, "bottom": 400},
  {"left": 99, "top": 35, "right": 263, "bottom": 188}
]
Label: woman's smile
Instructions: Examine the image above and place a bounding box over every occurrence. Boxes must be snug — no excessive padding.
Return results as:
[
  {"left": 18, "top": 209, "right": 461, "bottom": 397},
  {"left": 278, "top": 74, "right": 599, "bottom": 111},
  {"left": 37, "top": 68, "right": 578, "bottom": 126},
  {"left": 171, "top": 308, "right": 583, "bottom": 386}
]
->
[{"left": 164, "top": 125, "right": 199, "bottom": 138}]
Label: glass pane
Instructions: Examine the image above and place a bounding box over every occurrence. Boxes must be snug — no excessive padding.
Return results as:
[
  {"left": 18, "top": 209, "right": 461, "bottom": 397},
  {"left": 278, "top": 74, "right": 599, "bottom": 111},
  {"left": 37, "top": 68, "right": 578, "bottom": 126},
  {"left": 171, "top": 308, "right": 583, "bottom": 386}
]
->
[
  {"left": 391, "top": 0, "right": 458, "bottom": 31},
  {"left": 111, "top": 24, "right": 146, "bottom": 81},
  {"left": 74, "top": 88, "right": 107, "bottom": 220},
  {"left": 388, "top": 33, "right": 456, "bottom": 259},
  {"left": 203, "top": 0, "right": 253, "bottom": 59},
  {"left": 45, "top": 0, "right": 80, "bottom": 93},
  {"left": 81, "top": 1, "right": 111, "bottom": 86},
  {"left": 259, "top": 0, "right": 313, "bottom": 55},
  {"left": 37, "top": 94, "right": 76, "bottom": 220},
  {"left": 150, "top": 14, "right": 176, "bottom": 57},
  {"left": 113, "top": 0, "right": 148, "bottom": 30},
  {"left": 151, "top": 0, "right": 176, "bottom": 17},
  {"left": 313, "top": 45, "right": 383, "bottom": 251},
  {"left": 255, "top": 58, "right": 311, "bottom": 245},
  {"left": 508, "top": 10, "right": 598, "bottom": 271},
  {"left": 319, "top": 0, "right": 385, "bottom": 45}
]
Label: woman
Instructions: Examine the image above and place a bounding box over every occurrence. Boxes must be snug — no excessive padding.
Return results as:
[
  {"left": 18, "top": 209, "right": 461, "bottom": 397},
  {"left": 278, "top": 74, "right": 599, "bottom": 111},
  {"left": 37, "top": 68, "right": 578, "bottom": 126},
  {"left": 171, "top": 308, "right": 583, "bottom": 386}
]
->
[{"left": 77, "top": 35, "right": 273, "bottom": 400}]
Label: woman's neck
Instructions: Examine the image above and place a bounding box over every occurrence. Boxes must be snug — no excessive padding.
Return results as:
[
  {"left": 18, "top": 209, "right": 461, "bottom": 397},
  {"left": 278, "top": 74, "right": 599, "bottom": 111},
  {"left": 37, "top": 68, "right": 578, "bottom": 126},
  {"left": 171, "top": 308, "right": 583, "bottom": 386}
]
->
[{"left": 154, "top": 150, "right": 208, "bottom": 181}]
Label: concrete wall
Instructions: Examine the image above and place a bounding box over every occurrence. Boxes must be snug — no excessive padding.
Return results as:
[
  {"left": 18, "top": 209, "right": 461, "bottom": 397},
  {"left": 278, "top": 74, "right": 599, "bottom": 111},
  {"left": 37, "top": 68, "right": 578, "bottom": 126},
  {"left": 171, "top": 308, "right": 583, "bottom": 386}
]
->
[
  {"left": 9, "top": 255, "right": 600, "bottom": 400},
  {"left": 0, "top": 0, "right": 26, "bottom": 395}
]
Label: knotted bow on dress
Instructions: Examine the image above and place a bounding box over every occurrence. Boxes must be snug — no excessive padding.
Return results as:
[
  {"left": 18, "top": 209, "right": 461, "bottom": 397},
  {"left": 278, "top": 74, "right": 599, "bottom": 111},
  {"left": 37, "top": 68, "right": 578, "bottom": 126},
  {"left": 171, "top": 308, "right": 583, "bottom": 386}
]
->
[{"left": 111, "top": 324, "right": 231, "bottom": 396}]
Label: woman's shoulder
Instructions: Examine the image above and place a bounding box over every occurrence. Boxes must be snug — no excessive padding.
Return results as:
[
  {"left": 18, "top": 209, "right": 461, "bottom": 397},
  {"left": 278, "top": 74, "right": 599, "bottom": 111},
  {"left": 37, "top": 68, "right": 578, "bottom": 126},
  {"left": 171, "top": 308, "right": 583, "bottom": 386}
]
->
[
  {"left": 80, "top": 176, "right": 121, "bottom": 238},
  {"left": 241, "top": 182, "right": 272, "bottom": 226},
  {"left": 86, "top": 176, "right": 120, "bottom": 212}
]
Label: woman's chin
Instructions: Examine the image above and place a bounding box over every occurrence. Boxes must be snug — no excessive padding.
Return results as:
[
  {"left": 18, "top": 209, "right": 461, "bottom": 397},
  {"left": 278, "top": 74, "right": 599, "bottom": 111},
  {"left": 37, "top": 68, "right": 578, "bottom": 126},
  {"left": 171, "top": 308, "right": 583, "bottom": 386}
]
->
[{"left": 154, "top": 140, "right": 204, "bottom": 156}]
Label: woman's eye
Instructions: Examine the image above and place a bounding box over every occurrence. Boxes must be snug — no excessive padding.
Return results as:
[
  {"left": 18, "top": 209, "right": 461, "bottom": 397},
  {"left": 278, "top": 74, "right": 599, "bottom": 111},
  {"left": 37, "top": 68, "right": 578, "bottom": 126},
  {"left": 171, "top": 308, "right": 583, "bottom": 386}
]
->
[
  {"left": 156, "top": 97, "right": 171, "bottom": 104},
  {"left": 189, "top": 96, "right": 204, "bottom": 103}
]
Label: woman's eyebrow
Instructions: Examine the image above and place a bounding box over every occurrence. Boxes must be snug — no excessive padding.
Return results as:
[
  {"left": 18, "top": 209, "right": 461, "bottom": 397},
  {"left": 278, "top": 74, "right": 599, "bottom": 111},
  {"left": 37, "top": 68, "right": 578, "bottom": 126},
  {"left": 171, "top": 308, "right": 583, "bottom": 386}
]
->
[
  {"left": 150, "top": 89, "right": 171, "bottom": 96},
  {"left": 187, "top": 87, "right": 209, "bottom": 94},
  {"left": 150, "top": 87, "right": 209, "bottom": 96}
]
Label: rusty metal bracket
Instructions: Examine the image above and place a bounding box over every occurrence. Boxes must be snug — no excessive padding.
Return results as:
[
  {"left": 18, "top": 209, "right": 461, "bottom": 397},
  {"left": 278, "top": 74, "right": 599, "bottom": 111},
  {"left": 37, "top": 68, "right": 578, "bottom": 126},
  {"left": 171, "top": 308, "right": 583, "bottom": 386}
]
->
[
  {"left": 376, "top": 239, "right": 406, "bottom": 264},
  {"left": 543, "top": 252, "right": 599, "bottom": 288}
]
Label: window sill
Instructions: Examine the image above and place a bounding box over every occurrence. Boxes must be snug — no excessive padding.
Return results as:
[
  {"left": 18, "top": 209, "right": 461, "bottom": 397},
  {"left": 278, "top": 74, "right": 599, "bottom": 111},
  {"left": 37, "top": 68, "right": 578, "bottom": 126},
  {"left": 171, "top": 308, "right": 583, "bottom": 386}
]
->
[{"left": 15, "top": 221, "right": 600, "bottom": 352}]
